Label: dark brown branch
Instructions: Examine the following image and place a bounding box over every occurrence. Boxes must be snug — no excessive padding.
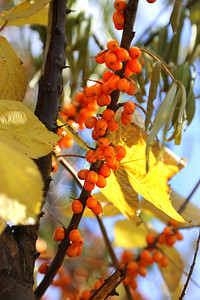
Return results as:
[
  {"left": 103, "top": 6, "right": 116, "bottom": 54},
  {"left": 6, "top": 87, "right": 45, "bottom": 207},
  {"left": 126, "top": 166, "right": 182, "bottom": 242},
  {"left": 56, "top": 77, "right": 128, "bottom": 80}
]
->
[
  {"left": 179, "top": 229, "right": 200, "bottom": 299},
  {"left": 178, "top": 179, "right": 200, "bottom": 214},
  {"left": 90, "top": 269, "right": 126, "bottom": 300}
]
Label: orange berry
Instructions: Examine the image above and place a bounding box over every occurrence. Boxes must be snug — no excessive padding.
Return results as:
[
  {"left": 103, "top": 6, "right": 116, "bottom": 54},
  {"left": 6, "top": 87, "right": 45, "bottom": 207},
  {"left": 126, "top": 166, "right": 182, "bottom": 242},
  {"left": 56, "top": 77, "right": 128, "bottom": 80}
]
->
[
  {"left": 77, "top": 246, "right": 82, "bottom": 256},
  {"left": 85, "top": 116, "right": 97, "bottom": 129},
  {"left": 123, "top": 275, "right": 131, "bottom": 286},
  {"left": 125, "top": 65, "right": 133, "bottom": 77},
  {"left": 127, "top": 81, "right": 137, "bottom": 95},
  {"left": 77, "top": 169, "right": 89, "bottom": 180},
  {"left": 176, "top": 231, "right": 184, "bottom": 241},
  {"left": 107, "top": 40, "right": 119, "bottom": 51},
  {"left": 105, "top": 156, "right": 117, "bottom": 167},
  {"left": 121, "top": 111, "right": 132, "bottom": 125},
  {"left": 103, "top": 70, "right": 114, "bottom": 82},
  {"left": 84, "top": 181, "right": 95, "bottom": 191},
  {"left": 109, "top": 161, "right": 119, "bottom": 170},
  {"left": 73, "top": 237, "right": 84, "bottom": 247},
  {"left": 140, "top": 249, "right": 153, "bottom": 264},
  {"left": 102, "top": 109, "right": 115, "bottom": 121},
  {"left": 107, "top": 119, "right": 119, "bottom": 132},
  {"left": 92, "top": 128, "right": 99, "bottom": 141},
  {"left": 69, "top": 229, "right": 80, "bottom": 242},
  {"left": 166, "top": 234, "right": 177, "bottom": 247},
  {"left": 112, "top": 10, "right": 125, "bottom": 29},
  {"left": 95, "top": 50, "right": 106, "bottom": 64},
  {"left": 99, "top": 164, "right": 111, "bottom": 178},
  {"left": 127, "top": 261, "right": 138, "bottom": 275},
  {"left": 158, "top": 233, "right": 167, "bottom": 244},
  {"left": 104, "top": 51, "right": 117, "bottom": 68},
  {"left": 92, "top": 201, "right": 102, "bottom": 214},
  {"left": 62, "top": 103, "right": 77, "bottom": 117},
  {"left": 85, "top": 149, "right": 97, "bottom": 163},
  {"left": 114, "top": 0, "right": 127, "bottom": 11},
  {"left": 95, "top": 118, "right": 108, "bottom": 131},
  {"left": 115, "top": 47, "right": 129, "bottom": 62},
  {"left": 118, "top": 78, "right": 130, "bottom": 93},
  {"left": 87, "top": 171, "right": 98, "bottom": 184},
  {"left": 61, "top": 135, "right": 73, "bottom": 148},
  {"left": 38, "top": 262, "right": 49, "bottom": 274},
  {"left": 121, "top": 250, "right": 134, "bottom": 262},
  {"left": 80, "top": 289, "right": 93, "bottom": 300},
  {"left": 104, "top": 146, "right": 116, "bottom": 159},
  {"left": 98, "top": 137, "right": 110, "bottom": 148},
  {"left": 124, "top": 101, "right": 136, "bottom": 114},
  {"left": 96, "top": 175, "right": 107, "bottom": 188},
  {"left": 97, "top": 93, "right": 111, "bottom": 107},
  {"left": 107, "top": 74, "right": 120, "bottom": 90},
  {"left": 86, "top": 196, "right": 98, "bottom": 209},
  {"left": 169, "top": 218, "right": 179, "bottom": 227},
  {"left": 85, "top": 83, "right": 102, "bottom": 97},
  {"left": 160, "top": 256, "right": 169, "bottom": 267},
  {"left": 153, "top": 250, "right": 163, "bottom": 263},
  {"left": 72, "top": 200, "right": 83, "bottom": 214},
  {"left": 146, "top": 232, "right": 156, "bottom": 245},
  {"left": 138, "top": 266, "right": 147, "bottom": 277},
  {"left": 129, "top": 46, "right": 141, "bottom": 59},
  {"left": 102, "top": 81, "right": 113, "bottom": 94},
  {"left": 127, "top": 58, "right": 142, "bottom": 74},
  {"left": 95, "top": 147, "right": 105, "bottom": 160},
  {"left": 66, "top": 244, "right": 78, "bottom": 257},
  {"left": 115, "top": 145, "right": 126, "bottom": 161},
  {"left": 74, "top": 91, "right": 84, "bottom": 102},
  {"left": 53, "top": 227, "right": 65, "bottom": 242},
  {"left": 163, "top": 226, "right": 172, "bottom": 237},
  {"left": 130, "top": 278, "right": 138, "bottom": 290},
  {"left": 112, "top": 60, "right": 123, "bottom": 71}
]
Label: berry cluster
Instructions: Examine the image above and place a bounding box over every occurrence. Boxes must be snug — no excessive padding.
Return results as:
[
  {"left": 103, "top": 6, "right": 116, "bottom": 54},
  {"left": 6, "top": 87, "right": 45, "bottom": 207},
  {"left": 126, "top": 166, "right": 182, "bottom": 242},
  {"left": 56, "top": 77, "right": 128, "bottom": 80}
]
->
[
  {"left": 120, "top": 219, "right": 184, "bottom": 293},
  {"left": 71, "top": 195, "right": 102, "bottom": 215},
  {"left": 95, "top": 41, "right": 142, "bottom": 77},
  {"left": 113, "top": 0, "right": 127, "bottom": 30},
  {"left": 66, "top": 229, "right": 84, "bottom": 257},
  {"left": 121, "top": 100, "right": 136, "bottom": 125}
]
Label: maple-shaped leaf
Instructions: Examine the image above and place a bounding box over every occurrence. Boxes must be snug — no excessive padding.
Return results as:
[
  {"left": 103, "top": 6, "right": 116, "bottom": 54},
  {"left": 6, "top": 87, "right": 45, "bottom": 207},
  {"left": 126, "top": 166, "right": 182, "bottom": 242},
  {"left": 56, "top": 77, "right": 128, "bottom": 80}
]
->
[
  {"left": 0, "top": 100, "right": 60, "bottom": 158},
  {"left": 0, "top": 0, "right": 51, "bottom": 22},
  {"left": 0, "top": 37, "right": 27, "bottom": 101},
  {"left": 107, "top": 110, "right": 186, "bottom": 223},
  {"left": 0, "top": 6, "right": 48, "bottom": 27},
  {"left": 0, "top": 140, "right": 43, "bottom": 231}
]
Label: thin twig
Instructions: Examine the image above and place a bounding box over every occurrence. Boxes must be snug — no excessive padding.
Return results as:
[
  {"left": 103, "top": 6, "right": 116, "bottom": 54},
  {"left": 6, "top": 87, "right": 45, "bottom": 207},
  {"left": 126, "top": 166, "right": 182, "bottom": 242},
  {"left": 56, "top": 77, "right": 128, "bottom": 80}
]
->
[
  {"left": 178, "top": 179, "right": 200, "bottom": 214},
  {"left": 179, "top": 229, "right": 200, "bottom": 299},
  {"left": 55, "top": 154, "right": 85, "bottom": 159}
]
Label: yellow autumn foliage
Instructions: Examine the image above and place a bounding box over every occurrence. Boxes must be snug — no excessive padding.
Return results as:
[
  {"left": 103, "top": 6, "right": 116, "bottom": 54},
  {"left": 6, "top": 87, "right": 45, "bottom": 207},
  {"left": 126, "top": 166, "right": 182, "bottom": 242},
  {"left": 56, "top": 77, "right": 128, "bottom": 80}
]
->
[
  {"left": 0, "top": 140, "right": 43, "bottom": 229},
  {"left": 0, "top": 37, "right": 27, "bottom": 101},
  {"left": 0, "top": 100, "right": 60, "bottom": 158}
]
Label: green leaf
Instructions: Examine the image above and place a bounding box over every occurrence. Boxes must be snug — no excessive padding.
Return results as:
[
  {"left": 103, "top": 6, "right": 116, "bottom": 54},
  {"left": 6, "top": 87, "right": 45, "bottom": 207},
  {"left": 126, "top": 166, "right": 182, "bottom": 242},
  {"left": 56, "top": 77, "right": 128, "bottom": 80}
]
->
[
  {"left": 145, "top": 61, "right": 161, "bottom": 129},
  {"left": 114, "top": 219, "right": 148, "bottom": 249},
  {"left": 57, "top": 113, "right": 90, "bottom": 150},
  {"left": 0, "top": 100, "right": 60, "bottom": 159},
  {"left": 146, "top": 83, "right": 177, "bottom": 171},
  {"left": 0, "top": 140, "right": 43, "bottom": 230},
  {"left": 186, "top": 78, "right": 195, "bottom": 125},
  {"left": 170, "top": 0, "right": 183, "bottom": 34}
]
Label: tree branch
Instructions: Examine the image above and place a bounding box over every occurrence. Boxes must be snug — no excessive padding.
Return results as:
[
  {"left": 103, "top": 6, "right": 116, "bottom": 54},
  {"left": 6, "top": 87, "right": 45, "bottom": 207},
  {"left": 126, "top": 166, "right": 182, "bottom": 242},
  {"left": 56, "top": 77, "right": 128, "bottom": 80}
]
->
[
  {"left": 178, "top": 179, "right": 200, "bottom": 214},
  {"left": 179, "top": 229, "right": 200, "bottom": 299}
]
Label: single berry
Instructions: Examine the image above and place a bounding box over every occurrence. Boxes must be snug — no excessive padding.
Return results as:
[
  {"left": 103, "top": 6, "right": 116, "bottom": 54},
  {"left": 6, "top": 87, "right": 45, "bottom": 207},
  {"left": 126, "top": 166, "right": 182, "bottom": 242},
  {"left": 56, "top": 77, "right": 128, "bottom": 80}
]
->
[
  {"left": 77, "top": 169, "right": 89, "bottom": 180},
  {"left": 66, "top": 244, "right": 78, "bottom": 257},
  {"left": 86, "top": 196, "right": 98, "bottom": 209},
  {"left": 72, "top": 200, "right": 83, "bottom": 214},
  {"left": 124, "top": 101, "right": 135, "bottom": 114},
  {"left": 102, "top": 109, "right": 115, "bottom": 121},
  {"left": 96, "top": 175, "right": 107, "bottom": 188},
  {"left": 69, "top": 229, "right": 80, "bottom": 243},
  {"left": 85, "top": 116, "right": 97, "bottom": 129},
  {"left": 107, "top": 40, "right": 119, "bottom": 51},
  {"left": 38, "top": 262, "right": 49, "bottom": 274},
  {"left": 87, "top": 171, "right": 98, "bottom": 184},
  {"left": 146, "top": 232, "right": 156, "bottom": 245},
  {"left": 99, "top": 164, "right": 111, "bottom": 178},
  {"left": 129, "top": 46, "right": 141, "bottom": 59},
  {"left": 114, "top": 0, "right": 127, "bottom": 11},
  {"left": 53, "top": 227, "right": 65, "bottom": 242}
]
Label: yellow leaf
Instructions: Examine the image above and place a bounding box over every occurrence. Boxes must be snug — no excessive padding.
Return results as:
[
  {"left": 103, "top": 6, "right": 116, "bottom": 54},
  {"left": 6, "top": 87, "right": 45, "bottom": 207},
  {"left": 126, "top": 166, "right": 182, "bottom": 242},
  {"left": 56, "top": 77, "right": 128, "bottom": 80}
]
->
[
  {"left": 108, "top": 113, "right": 185, "bottom": 223},
  {"left": 0, "top": 37, "right": 27, "bottom": 101},
  {"left": 100, "top": 169, "right": 139, "bottom": 222},
  {"left": 114, "top": 219, "right": 148, "bottom": 249},
  {"left": 0, "top": 0, "right": 51, "bottom": 22},
  {"left": 0, "top": 140, "right": 43, "bottom": 229},
  {"left": 158, "top": 244, "right": 184, "bottom": 292},
  {"left": 141, "top": 190, "right": 200, "bottom": 228},
  {"left": 0, "top": 6, "right": 48, "bottom": 27},
  {"left": 0, "top": 100, "right": 60, "bottom": 158}
]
